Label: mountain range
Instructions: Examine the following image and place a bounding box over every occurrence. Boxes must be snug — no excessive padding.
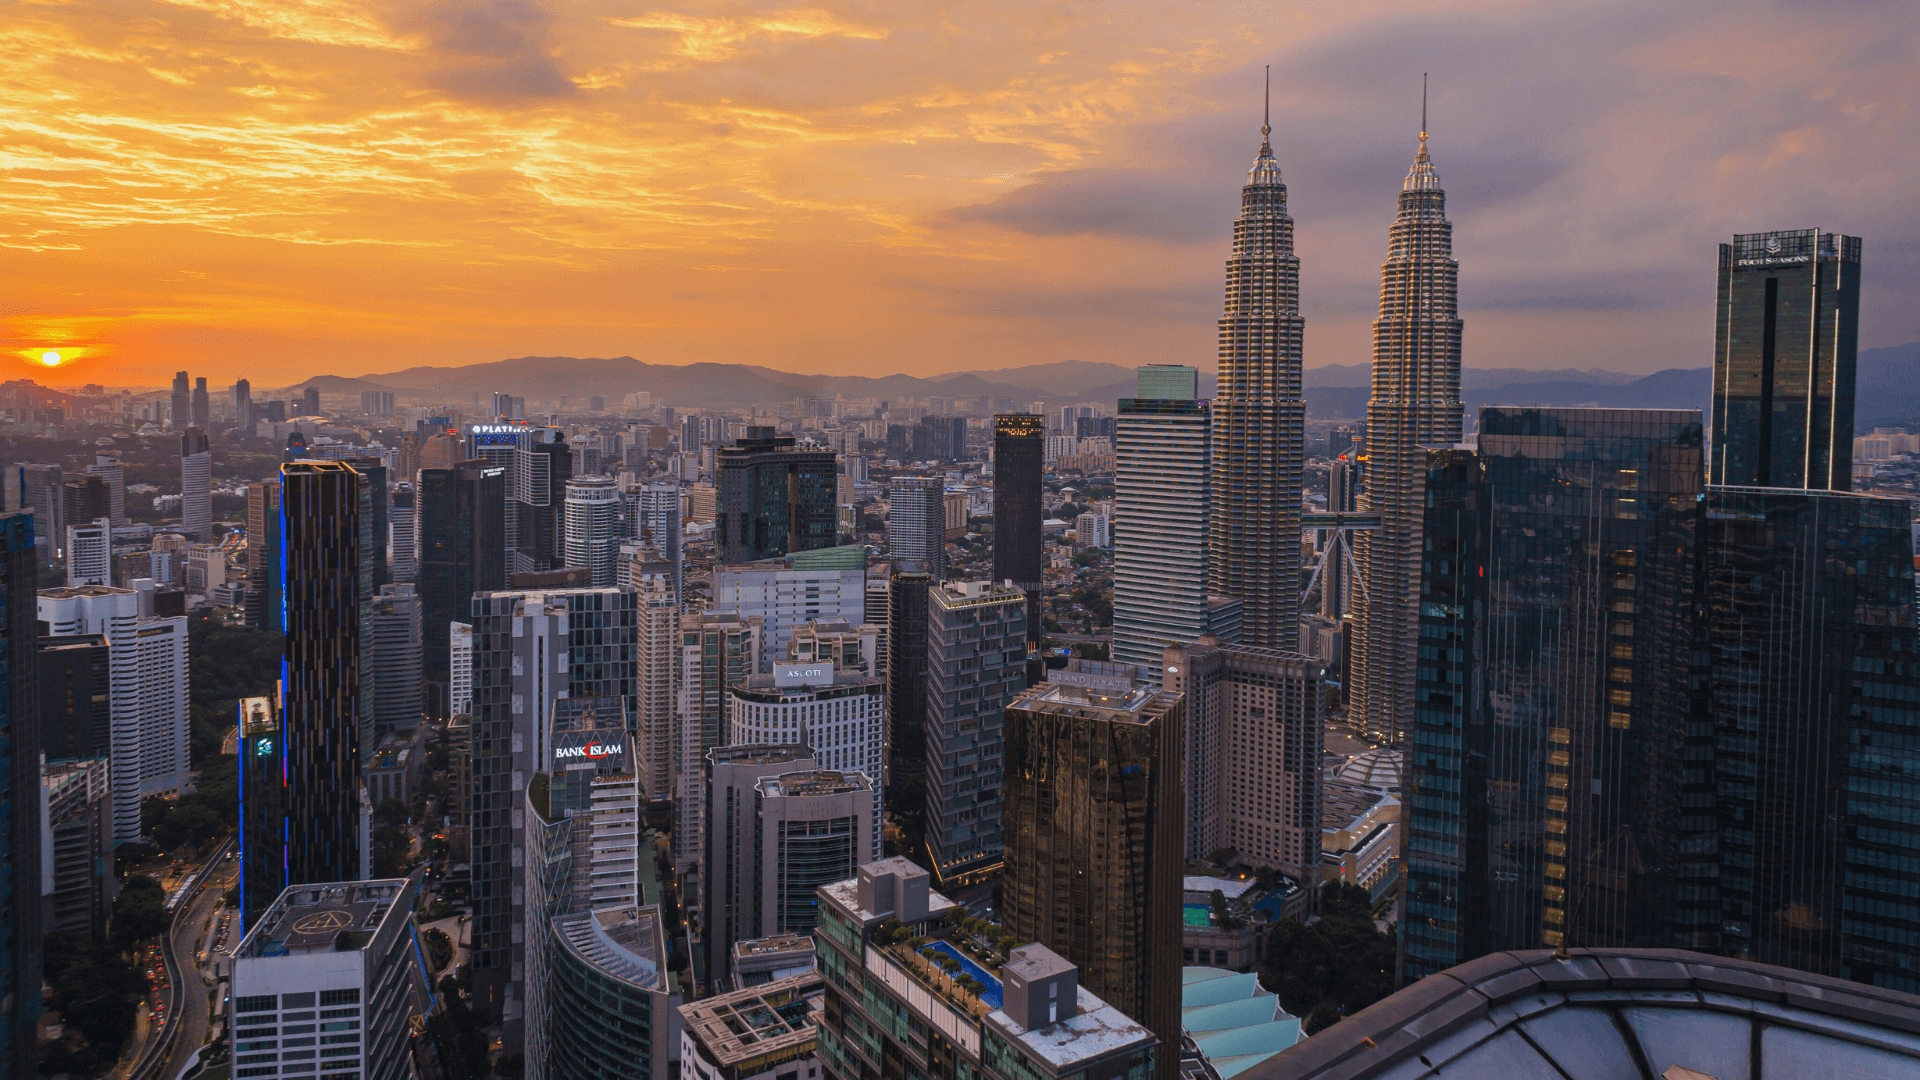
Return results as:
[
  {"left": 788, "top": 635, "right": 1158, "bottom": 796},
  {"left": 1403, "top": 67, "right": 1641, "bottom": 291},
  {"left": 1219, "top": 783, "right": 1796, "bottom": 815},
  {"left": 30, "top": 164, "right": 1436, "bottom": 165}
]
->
[{"left": 286, "top": 341, "right": 1920, "bottom": 428}]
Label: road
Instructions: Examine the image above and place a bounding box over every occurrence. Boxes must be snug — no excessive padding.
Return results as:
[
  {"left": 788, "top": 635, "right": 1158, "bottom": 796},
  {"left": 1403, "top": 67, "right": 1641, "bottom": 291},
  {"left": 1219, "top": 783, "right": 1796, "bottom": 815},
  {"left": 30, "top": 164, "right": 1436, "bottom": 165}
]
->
[{"left": 127, "top": 839, "right": 232, "bottom": 1080}]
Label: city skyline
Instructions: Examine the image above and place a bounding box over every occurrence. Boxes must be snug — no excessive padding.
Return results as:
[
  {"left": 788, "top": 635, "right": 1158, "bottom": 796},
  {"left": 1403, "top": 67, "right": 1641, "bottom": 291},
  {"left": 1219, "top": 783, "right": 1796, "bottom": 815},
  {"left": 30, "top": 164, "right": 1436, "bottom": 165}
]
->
[{"left": 4, "top": 2, "right": 1916, "bottom": 386}]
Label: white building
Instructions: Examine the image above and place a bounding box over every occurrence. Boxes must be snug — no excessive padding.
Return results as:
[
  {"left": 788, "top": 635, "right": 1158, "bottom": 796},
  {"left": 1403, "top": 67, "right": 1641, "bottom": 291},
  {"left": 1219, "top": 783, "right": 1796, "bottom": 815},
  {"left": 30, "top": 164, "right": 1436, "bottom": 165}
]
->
[
  {"left": 228, "top": 877, "right": 424, "bottom": 1080},
  {"left": 713, "top": 562, "right": 865, "bottom": 673},
  {"left": 1073, "top": 510, "right": 1109, "bottom": 549},
  {"left": 38, "top": 584, "right": 190, "bottom": 843},
  {"left": 727, "top": 662, "right": 884, "bottom": 784},
  {"left": 180, "top": 428, "right": 212, "bottom": 540},
  {"left": 65, "top": 519, "right": 112, "bottom": 587},
  {"left": 563, "top": 476, "right": 621, "bottom": 586},
  {"left": 186, "top": 542, "right": 227, "bottom": 595},
  {"left": 388, "top": 485, "right": 416, "bottom": 582},
  {"left": 449, "top": 621, "right": 473, "bottom": 717},
  {"left": 886, "top": 476, "right": 945, "bottom": 581},
  {"left": 675, "top": 613, "right": 763, "bottom": 867},
  {"left": 1112, "top": 369, "right": 1218, "bottom": 677}
]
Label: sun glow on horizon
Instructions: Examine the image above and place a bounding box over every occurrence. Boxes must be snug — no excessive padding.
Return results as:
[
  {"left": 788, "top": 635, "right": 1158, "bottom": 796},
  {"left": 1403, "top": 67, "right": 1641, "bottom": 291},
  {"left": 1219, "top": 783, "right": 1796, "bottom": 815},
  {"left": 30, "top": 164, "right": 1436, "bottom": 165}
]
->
[{"left": 40, "top": 351, "right": 62, "bottom": 366}]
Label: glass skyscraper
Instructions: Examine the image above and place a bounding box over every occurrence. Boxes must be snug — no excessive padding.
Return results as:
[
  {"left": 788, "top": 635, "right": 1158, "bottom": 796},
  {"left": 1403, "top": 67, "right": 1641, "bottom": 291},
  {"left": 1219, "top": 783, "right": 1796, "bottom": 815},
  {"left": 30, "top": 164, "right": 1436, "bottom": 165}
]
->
[
  {"left": 715, "top": 427, "right": 837, "bottom": 563},
  {"left": 924, "top": 580, "right": 1026, "bottom": 884},
  {"left": 0, "top": 505, "right": 43, "bottom": 1079},
  {"left": 1710, "top": 228, "right": 1861, "bottom": 492},
  {"left": 418, "top": 458, "right": 507, "bottom": 717},
  {"left": 1402, "top": 408, "right": 1707, "bottom": 980},
  {"left": 1208, "top": 102, "right": 1306, "bottom": 648}
]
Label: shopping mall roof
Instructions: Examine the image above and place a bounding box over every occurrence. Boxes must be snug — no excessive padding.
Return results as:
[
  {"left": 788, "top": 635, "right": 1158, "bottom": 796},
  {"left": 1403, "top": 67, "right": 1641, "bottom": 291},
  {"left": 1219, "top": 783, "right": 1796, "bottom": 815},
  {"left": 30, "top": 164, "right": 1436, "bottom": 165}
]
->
[{"left": 1183, "top": 967, "right": 1301, "bottom": 1078}]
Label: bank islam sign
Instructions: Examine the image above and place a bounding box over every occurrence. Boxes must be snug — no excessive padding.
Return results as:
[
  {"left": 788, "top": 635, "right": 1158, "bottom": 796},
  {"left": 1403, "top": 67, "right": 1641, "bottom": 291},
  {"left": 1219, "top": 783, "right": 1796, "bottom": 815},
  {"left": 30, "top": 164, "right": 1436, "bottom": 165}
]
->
[{"left": 553, "top": 737, "right": 624, "bottom": 768}]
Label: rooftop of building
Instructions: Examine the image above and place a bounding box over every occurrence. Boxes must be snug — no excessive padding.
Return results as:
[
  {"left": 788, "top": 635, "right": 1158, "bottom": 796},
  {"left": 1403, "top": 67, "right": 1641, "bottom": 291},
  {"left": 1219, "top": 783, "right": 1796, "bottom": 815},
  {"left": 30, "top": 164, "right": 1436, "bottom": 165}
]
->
[
  {"left": 735, "top": 669, "right": 882, "bottom": 696},
  {"left": 819, "top": 864, "right": 962, "bottom": 927},
  {"left": 235, "top": 879, "right": 411, "bottom": 960},
  {"left": 1181, "top": 968, "right": 1300, "bottom": 1079},
  {"left": 708, "top": 743, "right": 815, "bottom": 769},
  {"left": 1240, "top": 948, "right": 1920, "bottom": 1080},
  {"left": 1332, "top": 747, "right": 1402, "bottom": 791},
  {"left": 553, "top": 905, "right": 665, "bottom": 991},
  {"left": 1321, "top": 778, "right": 1398, "bottom": 834},
  {"left": 37, "top": 584, "right": 133, "bottom": 599},
  {"left": 930, "top": 579, "right": 1026, "bottom": 607},
  {"left": 677, "top": 970, "right": 824, "bottom": 1067},
  {"left": 1184, "top": 877, "right": 1257, "bottom": 901},
  {"left": 1008, "top": 673, "right": 1173, "bottom": 722},
  {"left": 37, "top": 632, "right": 108, "bottom": 649},
  {"left": 985, "top": 984, "right": 1157, "bottom": 1074},
  {"left": 756, "top": 770, "right": 872, "bottom": 798}
]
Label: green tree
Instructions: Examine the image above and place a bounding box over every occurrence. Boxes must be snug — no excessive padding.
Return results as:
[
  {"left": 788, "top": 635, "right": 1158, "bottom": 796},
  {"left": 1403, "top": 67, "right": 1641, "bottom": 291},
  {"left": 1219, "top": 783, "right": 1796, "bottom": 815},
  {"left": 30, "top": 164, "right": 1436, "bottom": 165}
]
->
[
  {"left": 1259, "top": 882, "right": 1395, "bottom": 1031},
  {"left": 40, "top": 933, "right": 145, "bottom": 1077},
  {"left": 112, "top": 876, "right": 170, "bottom": 947},
  {"left": 186, "top": 613, "right": 281, "bottom": 765}
]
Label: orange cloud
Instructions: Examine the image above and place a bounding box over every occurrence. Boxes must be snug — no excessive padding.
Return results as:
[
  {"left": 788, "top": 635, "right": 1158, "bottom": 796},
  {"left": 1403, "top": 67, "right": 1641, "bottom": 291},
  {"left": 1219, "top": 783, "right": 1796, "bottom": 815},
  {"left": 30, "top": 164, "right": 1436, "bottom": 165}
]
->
[{"left": 0, "top": 0, "right": 1912, "bottom": 390}]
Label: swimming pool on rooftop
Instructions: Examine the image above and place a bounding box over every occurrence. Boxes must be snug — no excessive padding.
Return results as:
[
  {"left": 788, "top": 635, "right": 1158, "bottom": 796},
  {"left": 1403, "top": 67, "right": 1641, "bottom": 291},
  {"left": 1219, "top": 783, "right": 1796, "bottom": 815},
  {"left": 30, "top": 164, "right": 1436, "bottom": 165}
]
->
[{"left": 924, "top": 941, "right": 1003, "bottom": 1009}]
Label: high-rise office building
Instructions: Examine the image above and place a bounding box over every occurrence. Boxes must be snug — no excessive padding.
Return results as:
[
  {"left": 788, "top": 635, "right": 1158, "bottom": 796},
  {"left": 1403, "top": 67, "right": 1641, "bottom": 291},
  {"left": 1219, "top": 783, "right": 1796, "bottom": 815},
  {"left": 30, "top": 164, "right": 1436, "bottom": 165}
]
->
[
  {"left": 42, "top": 757, "right": 113, "bottom": 938},
  {"left": 716, "top": 427, "right": 837, "bottom": 563},
  {"left": 232, "top": 377, "right": 253, "bottom": 430},
  {"left": 563, "top": 476, "right": 621, "bottom": 585},
  {"left": 1001, "top": 664, "right": 1184, "bottom": 1080},
  {"left": 37, "top": 633, "right": 110, "bottom": 760},
  {"left": 1208, "top": 95, "right": 1306, "bottom": 648},
  {"left": 674, "top": 613, "right": 763, "bottom": 866},
  {"left": 544, "top": 906, "right": 683, "bottom": 1080},
  {"left": 632, "top": 565, "right": 678, "bottom": 806},
  {"left": 702, "top": 743, "right": 813, "bottom": 984},
  {"left": 267, "top": 461, "right": 373, "bottom": 922},
  {"left": 388, "top": 482, "right": 416, "bottom": 582},
  {"left": 1700, "top": 486, "right": 1920, "bottom": 990},
  {"left": 991, "top": 415, "right": 1045, "bottom": 642},
  {"left": 346, "top": 457, "right": 390, "bottom": 589},
  {"left": 244, "top": 479, "right": 281, "bottom": 629},
  {"left": 713, "top": 555, "right": 866, "bottom": 672},
  {"left": 170, "top": 370, "right": 190, "bottom": 430},
  {"left": 1162, "top": 638, "right": 1325, "bottom": 874},
  {"left": 887, "top": 476, "right": 946, "bottom": 581},
  {"left": 545, "top": 698, "right": 643, "bottom": 911},
  {"left": 887, "top": 563, "right": 931, "bottom": 776},
  {"left": 627, "top": 479, "right": 682, "bottom": 601},
  {"left": 418, "top": 459, "right": 507, "bottom": 716},
  {"left": 300, "top": 384, "right": 321, "bottom": 416},
  {"left": 924, "top": 580, "right": 1026, "bottom": 885},
  {"left": 38, "top": 585, "right": 190, "bottom": 843},
  {"left": 61, "top": 472, "right": 109, "bottom": 536},
  {"left": 64, "top": 518, "right": 111, "bottom": 587},
  {"left": 448, "top": 622, "right": 473, "bottom": 716},
  {"left": 1113, "top": 366, "right": 1219, "bottom": 676},
  {"left": 0, "top": 506, "right": 43, "bottom": 1080},
  {"left": 1349, "top": 122, "right": 1464, "bottom": 744},
  {"left": 18, "top": 463, "right": 62, "bottom": 561},
  {"left": 88, "top": 454, "right": 125, "bottom": 526},
  {"left": 729, "top": 662, "right": 884, "bottom": 791},
  {"left": 1319, "top": 456, "right": 1358, "bottom": 620},
  {"left": 1710, "top": 228, "right": 1862, "bottom": 491},
  {"left": 1400, "top": 409, "right": 1710, "bottom": 980},
  {"left": 514, "top": 428, "right": 574, "bottom": 575},
  {"left": 229, "top": 878, "right": 424, "bottom": 1080},
  {"left": 367, "top": 583, "right": 422, "bottom": 733},
  {"left": 468, "top": 586, "right": 637, "bottom": 1035},
  {"left": 192, "top": 376, "right": 210, "bottom": 428},
  {"left": 181, "top": 426, "right": 212, "bottom": 540}
]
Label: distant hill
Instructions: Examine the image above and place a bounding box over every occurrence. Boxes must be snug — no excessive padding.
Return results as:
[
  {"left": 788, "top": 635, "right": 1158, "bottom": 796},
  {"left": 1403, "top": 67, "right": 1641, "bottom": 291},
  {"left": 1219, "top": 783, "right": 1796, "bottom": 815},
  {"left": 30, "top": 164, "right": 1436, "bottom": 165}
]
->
[{"left": 280, "top": 343, "right": 1919, "bottom": 428}]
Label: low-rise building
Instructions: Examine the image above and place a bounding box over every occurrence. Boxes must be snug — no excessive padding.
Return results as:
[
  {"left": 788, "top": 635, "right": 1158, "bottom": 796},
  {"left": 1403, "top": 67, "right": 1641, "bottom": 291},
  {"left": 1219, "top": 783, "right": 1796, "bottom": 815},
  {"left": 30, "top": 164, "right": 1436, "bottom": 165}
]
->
[
  {"left": 678, "top": 970, "right": 824, "bottom": 1080},
  {"left": 1319, "top": 778, "right": 1399, "bottom": 899},
  {"left": 729, "top": 934, "right": 817, "bottom": 989}
]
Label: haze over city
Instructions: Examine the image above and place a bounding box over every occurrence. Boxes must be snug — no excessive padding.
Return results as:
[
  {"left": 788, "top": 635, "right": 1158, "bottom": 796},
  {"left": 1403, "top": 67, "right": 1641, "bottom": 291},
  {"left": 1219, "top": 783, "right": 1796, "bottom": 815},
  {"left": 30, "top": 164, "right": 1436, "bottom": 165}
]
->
[{"left": 4, "top": 0, "right": 1917, "bottom": 386}]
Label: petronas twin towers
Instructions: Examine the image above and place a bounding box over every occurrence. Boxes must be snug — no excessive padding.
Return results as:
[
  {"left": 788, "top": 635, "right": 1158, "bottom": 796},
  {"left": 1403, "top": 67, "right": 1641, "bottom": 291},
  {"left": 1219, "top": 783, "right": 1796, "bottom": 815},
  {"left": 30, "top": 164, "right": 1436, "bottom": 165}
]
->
[{"left": 1207, "top": 79, "right": 1460, "bottom": 742}]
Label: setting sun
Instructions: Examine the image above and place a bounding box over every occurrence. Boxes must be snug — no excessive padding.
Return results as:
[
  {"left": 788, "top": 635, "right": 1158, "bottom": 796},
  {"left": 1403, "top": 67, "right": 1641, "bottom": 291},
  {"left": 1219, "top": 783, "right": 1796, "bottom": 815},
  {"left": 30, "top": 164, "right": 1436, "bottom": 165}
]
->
[{"left": 39, "top": 351, "right": 61, "bottom": 366}]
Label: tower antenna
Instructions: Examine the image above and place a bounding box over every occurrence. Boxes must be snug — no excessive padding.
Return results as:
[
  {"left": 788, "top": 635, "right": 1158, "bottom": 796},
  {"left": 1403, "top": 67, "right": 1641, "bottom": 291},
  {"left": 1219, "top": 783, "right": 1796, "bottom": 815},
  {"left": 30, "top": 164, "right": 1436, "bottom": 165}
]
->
[
  {"left": 1262, "top": 65, "right": 1271, "bottom": 144},
  {"left": 1421, "top": 72, "right": 1428, "bottom": 136}
]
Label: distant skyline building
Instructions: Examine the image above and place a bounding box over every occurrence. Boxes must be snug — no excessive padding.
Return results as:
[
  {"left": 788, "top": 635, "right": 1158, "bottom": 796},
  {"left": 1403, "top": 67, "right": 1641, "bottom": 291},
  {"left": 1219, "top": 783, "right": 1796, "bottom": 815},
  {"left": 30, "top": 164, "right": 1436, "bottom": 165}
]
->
[
  {"left": 712, "top": 555, "right": 866, "bottom": 672},
  {"left": 367, "top": 583, "right": 422, "bottom": 734},
  {"left": 232, "top": 377, "right": 253, "bottom": 430},
  {"left": 715, "top": 427, "right": 837, "bottom": 563},
  {"left": 180, "top": 426, "right": 211, "bottom": 540},
  {"left": 1350, "top": 120, "right": 1465, "bottom": 744},
  {"left": 991, "top": 415, "right": 1045, "bottom": 642},
  {"left": 388, "top": 482, "right": 416, "bottom": 582},
  {"left": 88, "top": 454, "right": 125, "bottom": 526},
  {"left": 1001, "top": 664, "right": 1184, "bottom": 1080},
  {"left": 170, "top": 370, "right": 189, "bottom": 430},
  {"left": 191, "top": 375, "right": 209, "bottom": 428},
  {"left": 563, "top": 476, "right": 621, "bottom": 585},
  {"left": 244, "top": 479, "right": 281, "bottom": 628},
  {"left": 1710, "top": 228, "right": 1862, "bottom": 491},
  {"left": 924, "top": 580, "right": 1026, "bottom": 885},
  {"left": 1, "top": 506, "right": 43, "bottom": 1079},
  {"left": 1207, "top": 94, "right": 1306, "bottom": 649},
  {"left": 886, "top": 475, "right": 946, "bottom": 582},
  {"left": 514, "top": 428, "right": 574, "bottom": 575},
  {"left": 1113, "top": 365, "right": 1219, "bottom": 676}
]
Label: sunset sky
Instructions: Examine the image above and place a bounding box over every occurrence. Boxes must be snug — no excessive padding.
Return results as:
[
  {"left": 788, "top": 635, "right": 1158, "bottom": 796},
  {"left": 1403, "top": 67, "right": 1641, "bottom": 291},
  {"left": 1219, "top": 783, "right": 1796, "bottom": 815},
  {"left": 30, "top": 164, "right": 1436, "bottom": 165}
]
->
[{"left": 3, "top": 0, "right": 1915, "bottom": 389}]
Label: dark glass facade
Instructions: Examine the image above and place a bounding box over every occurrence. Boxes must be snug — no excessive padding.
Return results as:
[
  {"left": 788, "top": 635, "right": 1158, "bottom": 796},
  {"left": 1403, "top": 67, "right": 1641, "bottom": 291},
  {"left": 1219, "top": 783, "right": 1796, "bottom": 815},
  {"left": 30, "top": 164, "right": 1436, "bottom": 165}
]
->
[
  {"left": 1402, "top": 408, "right": 1707, "bottom": 981},
  {"left": 715, "top": 428, "right": 837, "bottom": 563},
  {"left": 418, "top": 459, "right": 506, "bottom": 714},
  {"left": 887, "top": 566, "right": 931, "bottom": 773},
  {"left": 244, "top": 480, "right": 281, "bottom": 628},
  {"left": 0, "top": 507, "right": 43, "bottom": 1080},
  {"left": 1711, "top": 229, "right": 1861, "bottom": 491},
  {"left": 991, "top": 414, "right": 1045, "bottom": 642},
  {"left": 237, "top": 696, "right": 282, "bottom": 929},
  {"left": 277, "top": 461, "right": 371, "bottom": 896},
  {"left": 1001, "top": 681, "right": 1184, "bottom": 1080},
  {"left": 514, "top": 434, "right": 573, "bottom": 574},
  {"left": 37, "top": 633, "right": 109, "bottom": 760},
  {"left": 347, "top": 457, "right": 390, "bottom": 588},
  {"left": 1701, "top": 487, "right": 1920, "bottom": 991},
  {"left": 546, "top": 912, "right": 664, "bottom": 1080}
]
